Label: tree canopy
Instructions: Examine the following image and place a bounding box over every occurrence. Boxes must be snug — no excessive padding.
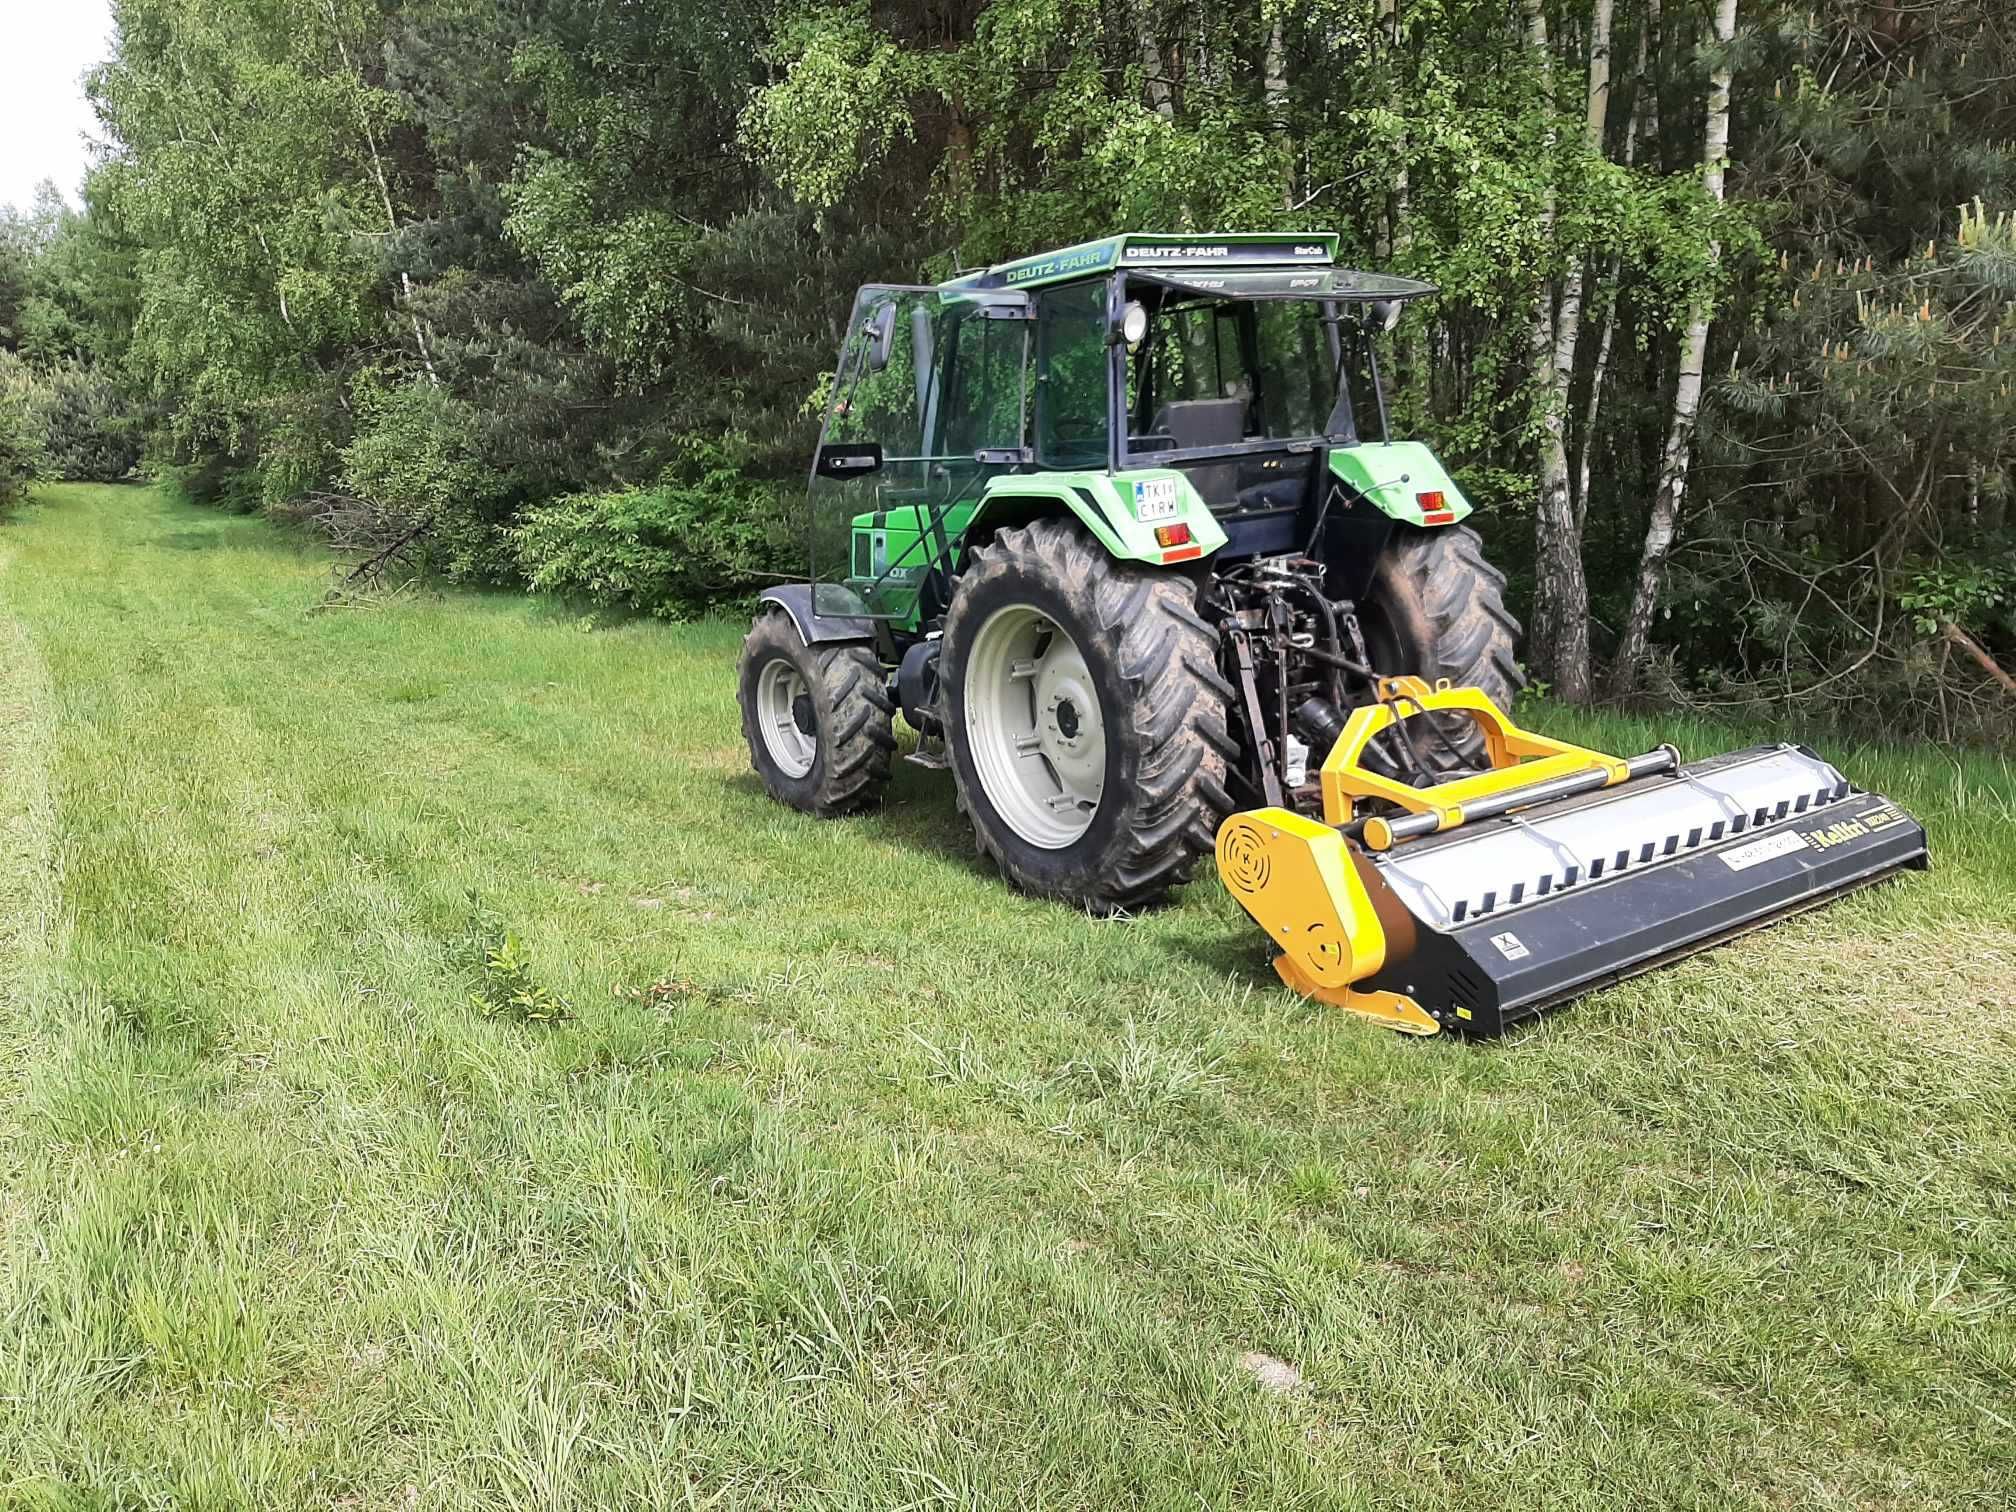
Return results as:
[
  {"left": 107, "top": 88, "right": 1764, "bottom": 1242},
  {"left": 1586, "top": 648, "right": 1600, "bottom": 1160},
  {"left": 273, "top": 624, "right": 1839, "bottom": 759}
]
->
[{"left": 2, "top": 0, "right": 2010, "bottom": 738}]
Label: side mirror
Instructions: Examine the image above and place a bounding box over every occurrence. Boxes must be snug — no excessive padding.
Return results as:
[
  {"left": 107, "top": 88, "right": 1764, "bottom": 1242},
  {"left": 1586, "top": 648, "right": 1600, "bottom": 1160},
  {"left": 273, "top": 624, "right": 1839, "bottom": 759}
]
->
[
  {"left": 865, "top": 304, "right": 898, "bottom": 371},
  {"left": 815, "top": 441, "right": 884, "bottom": 480},
  {"left": 1367, "top": 299, "right": 1404, "bottom": 333}
]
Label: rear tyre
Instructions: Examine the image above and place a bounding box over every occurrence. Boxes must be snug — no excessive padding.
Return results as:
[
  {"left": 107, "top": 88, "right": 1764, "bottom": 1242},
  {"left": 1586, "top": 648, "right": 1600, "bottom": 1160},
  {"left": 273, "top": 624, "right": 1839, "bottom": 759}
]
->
[
  {"left": 1360, "top": 524, "right": 1523, "bottom": 773},
  {"left": 940, "top": 518, "right": 1235, "bottom": 912},
  {"left": 738, "top": 608, "right": 895, "bottom": 815}
]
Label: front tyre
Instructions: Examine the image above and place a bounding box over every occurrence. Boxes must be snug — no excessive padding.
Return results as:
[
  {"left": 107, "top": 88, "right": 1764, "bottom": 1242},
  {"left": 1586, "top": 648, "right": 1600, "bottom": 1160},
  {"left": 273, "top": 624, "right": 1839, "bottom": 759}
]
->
[
  {"left": 940, "top": 518, "right": 1234, "bottom": 912},
  {"left": 738, "top": 608, "right": 895, "bottom": 816}
]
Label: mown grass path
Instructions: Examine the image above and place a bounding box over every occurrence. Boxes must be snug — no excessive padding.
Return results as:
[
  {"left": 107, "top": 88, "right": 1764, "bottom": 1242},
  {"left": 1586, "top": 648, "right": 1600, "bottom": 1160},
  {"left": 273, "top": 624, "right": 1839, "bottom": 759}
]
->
[{"left": 1, "top": 483, "right": 2012, "bottom": 1508}]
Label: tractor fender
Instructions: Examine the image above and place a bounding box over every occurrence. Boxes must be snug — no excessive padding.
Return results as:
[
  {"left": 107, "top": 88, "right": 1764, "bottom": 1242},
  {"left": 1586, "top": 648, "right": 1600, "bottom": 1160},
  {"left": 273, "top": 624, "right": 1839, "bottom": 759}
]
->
[
  {"left": 756, "top": 584, "right": 875, "bottom": 645},
  {"left": 1326, "top": 441, "right": 1473, "bottom": 526},
  {"left": 965, "top": 471, "right": 1227, "bottom": 566}
]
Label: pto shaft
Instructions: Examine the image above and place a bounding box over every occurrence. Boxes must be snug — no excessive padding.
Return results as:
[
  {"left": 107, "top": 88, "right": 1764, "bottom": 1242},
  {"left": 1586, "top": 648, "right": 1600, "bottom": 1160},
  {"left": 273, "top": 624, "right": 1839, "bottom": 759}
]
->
[{"left": 1359, "top": 745, "right": 1681, "bottom": 850}]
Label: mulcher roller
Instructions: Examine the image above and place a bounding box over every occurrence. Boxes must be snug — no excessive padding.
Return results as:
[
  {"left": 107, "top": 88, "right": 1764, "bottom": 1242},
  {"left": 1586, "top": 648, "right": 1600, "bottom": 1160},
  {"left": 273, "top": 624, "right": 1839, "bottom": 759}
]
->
[{"left": 1216, "top": 680, "right": 1929, "bottom": 1036}]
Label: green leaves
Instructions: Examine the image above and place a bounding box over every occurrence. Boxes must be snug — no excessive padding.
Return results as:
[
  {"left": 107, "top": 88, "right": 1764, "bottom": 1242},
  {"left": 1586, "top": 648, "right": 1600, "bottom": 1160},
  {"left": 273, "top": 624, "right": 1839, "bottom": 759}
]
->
[
  {"left": 0, "top": 352, "right": 51, "bottom": 506},
  {"left": 511, "top": 436, "right": 794, "bottom": 620},
  {"left": 742, "top": 4, "right": 921, "bottom": 215},
  {"left": 1899, "top": 556, "right": 2016, "bottom": 641},
  {"left": 503, "top": 154, "right": 702, "bottom": 387},
  {"left": 469, "top": 932, "right": 573, "bottom": 1026},
  {"left": 90, "top": 0, "right": 392, "bottom": 460},
  {"left": 451, "top": 896, "right": 574, "bottom": 1026}
]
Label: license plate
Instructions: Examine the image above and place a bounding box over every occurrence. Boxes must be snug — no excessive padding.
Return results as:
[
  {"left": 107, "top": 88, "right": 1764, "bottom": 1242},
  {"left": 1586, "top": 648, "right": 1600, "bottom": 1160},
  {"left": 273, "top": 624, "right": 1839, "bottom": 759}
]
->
[{"left": 1133, "top": 478, "right": 1180, "bottom": 521}]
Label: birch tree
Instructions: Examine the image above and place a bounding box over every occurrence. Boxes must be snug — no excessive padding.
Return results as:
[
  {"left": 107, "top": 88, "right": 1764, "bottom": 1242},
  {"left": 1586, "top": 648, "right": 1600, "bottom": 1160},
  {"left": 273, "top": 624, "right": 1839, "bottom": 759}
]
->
[
  {"left": 1524, "top": 0, "right": 1613, "bottom": 702},
  {"left": 1609, "top": 0, "right": 1737, "bottom": 695}
]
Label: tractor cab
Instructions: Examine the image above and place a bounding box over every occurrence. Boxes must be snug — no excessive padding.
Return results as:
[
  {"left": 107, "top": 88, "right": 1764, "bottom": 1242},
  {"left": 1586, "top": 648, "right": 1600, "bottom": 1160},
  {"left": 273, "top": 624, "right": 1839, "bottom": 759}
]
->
[
  {"left": 1118, "top": 276, "right": 1384, "bottom": 486},
  {"left": 803, "top": 235, "right": 1444, "bottom": 637}
]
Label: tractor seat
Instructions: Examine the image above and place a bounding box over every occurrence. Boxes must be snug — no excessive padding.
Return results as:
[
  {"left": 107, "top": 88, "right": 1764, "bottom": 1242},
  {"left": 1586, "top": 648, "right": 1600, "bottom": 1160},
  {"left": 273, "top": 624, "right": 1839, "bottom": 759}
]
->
[
  {"left": 1149, "top": 399, "right": 1248, "bottom": 505},
  {"left": 1152, "top": 398, "right": 1247, "bottom": 450}
]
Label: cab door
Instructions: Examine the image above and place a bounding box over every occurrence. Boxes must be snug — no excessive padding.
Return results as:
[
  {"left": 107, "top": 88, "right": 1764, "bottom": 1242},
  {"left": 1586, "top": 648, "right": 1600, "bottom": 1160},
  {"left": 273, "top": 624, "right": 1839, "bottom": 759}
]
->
[{"left": 809, "top": 286, "right": 1030, "bottom": 627}]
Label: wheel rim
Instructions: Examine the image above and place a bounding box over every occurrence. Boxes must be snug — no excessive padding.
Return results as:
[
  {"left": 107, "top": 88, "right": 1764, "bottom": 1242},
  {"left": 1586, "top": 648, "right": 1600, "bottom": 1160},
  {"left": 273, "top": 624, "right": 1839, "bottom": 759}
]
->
[
  {"left": 756, "top": 657, "right": 818, "bottom": 779},
  {"left": 964, "top": 605, "right": 1106, "bottom": 848}
]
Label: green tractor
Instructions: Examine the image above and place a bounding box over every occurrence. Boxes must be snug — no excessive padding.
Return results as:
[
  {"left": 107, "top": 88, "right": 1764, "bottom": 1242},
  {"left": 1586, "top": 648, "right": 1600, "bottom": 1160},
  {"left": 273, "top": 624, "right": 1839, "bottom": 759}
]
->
[
  {"left": 738, "top": 232, "right": 1927, "bottom": 1036},
  {"left": 739, "top": 232, "right": 1516, "bottom": 909}
]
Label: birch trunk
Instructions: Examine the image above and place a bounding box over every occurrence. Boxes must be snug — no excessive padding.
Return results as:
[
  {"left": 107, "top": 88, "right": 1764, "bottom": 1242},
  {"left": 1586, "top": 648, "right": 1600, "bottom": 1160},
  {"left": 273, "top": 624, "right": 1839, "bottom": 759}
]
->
[
  {"left": 1573, "top": 0, "right": 1641, "bottom": 526},
  {"left": 1387, "top": 0, "right": 1411, "bottom": 258},
  {"left": 1525, "top": 0, "right": 1594, "bottom": 701},
  {"left": 1379, "top": 0, "right": 1416, "bottom": 400},
  {"left": 1266, "top": 14, "right": 1291, "bottom": 209},
  {"left": 1551, "top": 0, "right": 1613, "bottom": 438},
  {"left": 325, "top": 0, "right": 438, "bottom": 383},
  {"left": 1585, "top": 0, "right": 1615, "bottom": 143},
  {"left": 1374, "top": 0, "right": 1402, "bottom": 259},
  {"left": 1609, "top": 0, "right": 1737, "bottom": 696},
  {"left": 1138, "top": 7, "right": 1172, "bottom": 120}
]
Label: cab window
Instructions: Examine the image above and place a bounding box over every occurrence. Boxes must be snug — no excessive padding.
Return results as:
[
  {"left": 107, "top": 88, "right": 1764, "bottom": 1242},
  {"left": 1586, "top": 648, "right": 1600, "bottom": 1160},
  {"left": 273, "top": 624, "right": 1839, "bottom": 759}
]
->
[{"left": 1034, "top": 281, "right": 1110, "bottom": 468}]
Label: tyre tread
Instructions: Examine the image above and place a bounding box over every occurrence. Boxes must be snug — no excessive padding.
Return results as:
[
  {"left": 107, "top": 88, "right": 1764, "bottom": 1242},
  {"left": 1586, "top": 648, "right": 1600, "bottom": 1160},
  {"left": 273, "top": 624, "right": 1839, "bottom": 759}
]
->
[
  {"left": 944, "top": 517, "right": 1231, "bottom": 912},
  {"left": 738, "top": 609, "right": 894, "bottom": 817}
]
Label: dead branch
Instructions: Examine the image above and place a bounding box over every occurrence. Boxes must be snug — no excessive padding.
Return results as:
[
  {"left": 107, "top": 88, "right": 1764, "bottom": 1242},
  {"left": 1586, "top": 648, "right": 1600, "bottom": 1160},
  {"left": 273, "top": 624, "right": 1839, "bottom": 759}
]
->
[
  {"left": 341, "top": 517, "right": 433, "bottom": 588},
  {"left": 1944, "top": 621, "right": 2016, "bottom": 697}
]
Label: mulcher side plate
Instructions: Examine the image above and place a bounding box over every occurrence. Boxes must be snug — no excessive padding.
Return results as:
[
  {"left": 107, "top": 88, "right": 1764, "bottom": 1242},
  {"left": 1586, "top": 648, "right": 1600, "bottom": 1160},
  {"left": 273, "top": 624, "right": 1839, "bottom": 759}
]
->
[{"left": 1358, "top": 744, "right": 1930, "bottom": 1035}]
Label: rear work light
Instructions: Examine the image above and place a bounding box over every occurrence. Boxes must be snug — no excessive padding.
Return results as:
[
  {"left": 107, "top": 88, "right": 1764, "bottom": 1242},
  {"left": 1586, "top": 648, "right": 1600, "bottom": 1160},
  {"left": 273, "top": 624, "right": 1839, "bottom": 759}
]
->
[{"left": 1417, "top": 490, "right": 1455, "bottom": 526}]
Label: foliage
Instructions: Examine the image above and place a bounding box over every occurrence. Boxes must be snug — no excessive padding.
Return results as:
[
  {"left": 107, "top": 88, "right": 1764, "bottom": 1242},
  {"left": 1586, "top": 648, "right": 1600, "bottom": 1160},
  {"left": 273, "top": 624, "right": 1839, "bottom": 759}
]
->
[
  {"left": 0, "top": 352, "right": 50, "bottom": 507},
  {"left": 30, "top": 362, "right": 145, "bottom": 482},
  {"left": 469, "top": 930, "right": 573, "bottom": 1024},
  {"left": 158, "top": 451, "right": 263, "bottom": 514},
  {"left": 1899, "top": 550, "right": 2016, "bottom": 641},
  {"left": 339, "top": 376, "right": 516, "bottom": 583},
  {"left": 449, "top": 893, "right": 574, "bottom": 1025},
  {"left": 0, "top": 191, "right": 144, "bottom": 493},
  {"left": 512, "top": 438, "right": 795, "bottom": 619}
]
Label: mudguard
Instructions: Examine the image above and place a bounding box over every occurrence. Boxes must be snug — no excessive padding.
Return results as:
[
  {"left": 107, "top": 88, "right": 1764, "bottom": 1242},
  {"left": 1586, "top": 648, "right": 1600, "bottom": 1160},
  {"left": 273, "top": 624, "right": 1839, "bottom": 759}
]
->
[
  {"left": 1328, "top": 442, "right": 1473, "bottom": 526},
  {"left": 757, "top": 584, "right": 875, "bottom": 645},
  {"left": 968, "top": 470, "right": 1228, "bottom": 567}
]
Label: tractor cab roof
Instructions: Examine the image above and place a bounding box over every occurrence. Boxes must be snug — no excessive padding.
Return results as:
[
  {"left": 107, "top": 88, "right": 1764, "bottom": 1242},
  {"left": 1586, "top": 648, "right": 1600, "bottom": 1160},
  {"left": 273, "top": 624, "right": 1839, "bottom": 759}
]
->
[{"left": 941, "top": 232, "right": 1435, "bottom": 302}]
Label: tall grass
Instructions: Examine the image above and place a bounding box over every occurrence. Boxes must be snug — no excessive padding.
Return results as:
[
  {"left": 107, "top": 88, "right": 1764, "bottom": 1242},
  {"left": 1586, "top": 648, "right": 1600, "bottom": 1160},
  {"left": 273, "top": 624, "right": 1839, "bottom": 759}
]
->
[{"left": 0, "top": 483, "right": 2010, "bottom": 1508}]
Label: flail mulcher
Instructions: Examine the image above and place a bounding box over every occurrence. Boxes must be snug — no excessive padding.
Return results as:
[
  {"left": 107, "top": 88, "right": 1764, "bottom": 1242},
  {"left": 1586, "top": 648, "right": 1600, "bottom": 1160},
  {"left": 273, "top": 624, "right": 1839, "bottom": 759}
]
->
[{"left": 738, "top": 233, "right": 1929, "bottom": 1036}]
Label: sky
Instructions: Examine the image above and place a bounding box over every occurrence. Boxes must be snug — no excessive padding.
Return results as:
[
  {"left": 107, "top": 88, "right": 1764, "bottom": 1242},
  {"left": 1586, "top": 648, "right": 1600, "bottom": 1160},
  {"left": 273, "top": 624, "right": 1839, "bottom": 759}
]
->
[{"left": 0, "top": 0, "right": 116, "bottom": 213}]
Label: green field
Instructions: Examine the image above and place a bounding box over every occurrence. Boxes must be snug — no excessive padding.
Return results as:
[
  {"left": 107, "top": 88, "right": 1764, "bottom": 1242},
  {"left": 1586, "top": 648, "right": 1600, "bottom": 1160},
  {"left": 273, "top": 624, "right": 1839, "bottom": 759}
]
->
[{"left": 1, "top": 483, "right": 2011, "bottom": 1508}]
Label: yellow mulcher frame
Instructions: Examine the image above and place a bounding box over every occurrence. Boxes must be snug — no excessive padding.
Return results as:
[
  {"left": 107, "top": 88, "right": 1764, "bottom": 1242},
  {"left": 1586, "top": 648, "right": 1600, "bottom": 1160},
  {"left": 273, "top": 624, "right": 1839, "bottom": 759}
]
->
[
  {"left": 1321, "top": 678, "right": 1630, "bottom": 845},
  {"left": 1215, "top": 679, "right": 1633, "bottom": 1035}
]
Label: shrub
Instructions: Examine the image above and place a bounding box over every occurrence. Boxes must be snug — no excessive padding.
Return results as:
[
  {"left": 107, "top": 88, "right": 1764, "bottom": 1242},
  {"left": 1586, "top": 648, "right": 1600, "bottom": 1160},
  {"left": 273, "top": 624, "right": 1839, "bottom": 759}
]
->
[
  {"left": 449, "top": 895, "right": 572, "bottom": 1025},
  {"left": 256, "top": 386, "right": 347, "bottom": 509},
  {"left": 158, "top": 451, "right": 263, "bottom": 513},
  {"left": 339, "top": 376, "right": 518, "bottom": 583},
  {"left": 0, "top": 352, "right": 50, "bottom": 509},
  {"left": 35, "top": 361, "right": 144, "bottom": 482},
  {"left": 512, "top": 436, "right": 795, "bottom": 618}
]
